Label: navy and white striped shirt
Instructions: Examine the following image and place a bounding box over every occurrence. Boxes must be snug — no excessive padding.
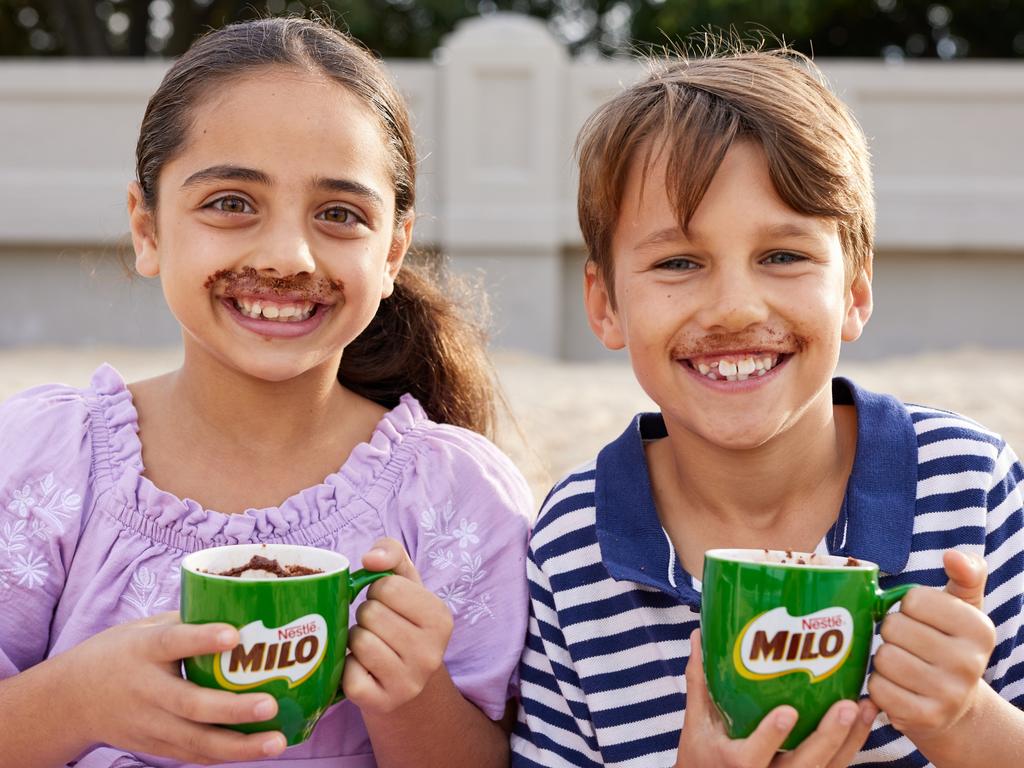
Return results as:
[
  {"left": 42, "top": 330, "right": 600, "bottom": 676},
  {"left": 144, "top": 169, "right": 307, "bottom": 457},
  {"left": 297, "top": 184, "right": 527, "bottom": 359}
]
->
[{"left": 511, "top": 378, "right": 1024, "bottom": 767}]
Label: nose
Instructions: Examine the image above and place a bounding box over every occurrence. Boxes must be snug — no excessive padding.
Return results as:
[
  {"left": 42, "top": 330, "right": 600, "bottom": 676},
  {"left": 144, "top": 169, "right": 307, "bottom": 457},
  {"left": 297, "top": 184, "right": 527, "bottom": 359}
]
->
[
  {"left": 695, "top": 260, "right": 770, "bottom": 333},
  {"left": 247, "top": 219, "right": 317, "bottom": 277}
]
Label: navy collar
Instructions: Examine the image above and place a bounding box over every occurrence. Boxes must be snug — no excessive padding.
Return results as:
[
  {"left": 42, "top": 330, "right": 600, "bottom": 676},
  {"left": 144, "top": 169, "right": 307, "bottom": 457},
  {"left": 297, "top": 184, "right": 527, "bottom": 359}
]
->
[{"left": 594, "top": 377, "right": 919, "bottom": 601}]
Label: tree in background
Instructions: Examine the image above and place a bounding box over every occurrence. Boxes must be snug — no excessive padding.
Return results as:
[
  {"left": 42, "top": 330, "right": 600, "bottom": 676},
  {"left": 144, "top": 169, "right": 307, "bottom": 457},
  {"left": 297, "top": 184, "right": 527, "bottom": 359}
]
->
[{"left": 1, "top": 0, "right": 1022, "bottom": 59}]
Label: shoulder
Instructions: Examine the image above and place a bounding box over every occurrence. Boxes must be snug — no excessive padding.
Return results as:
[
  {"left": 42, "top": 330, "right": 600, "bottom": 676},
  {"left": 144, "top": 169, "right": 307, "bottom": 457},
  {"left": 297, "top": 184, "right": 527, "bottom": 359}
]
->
[
  {"left": 0, "top": 373, "right": 101, "bottom": 451},
  {"left": 377, "top": 395, "right": 534, "bottom": 520},
  {"left": 529, "top": 458, "right": 599, "bottom": 566},
  {"left": 903, "top": 402, "right": 1013, "bottom": 485},
  {"left": 0, "top": 364, "right": 137, "bottom": 478}
]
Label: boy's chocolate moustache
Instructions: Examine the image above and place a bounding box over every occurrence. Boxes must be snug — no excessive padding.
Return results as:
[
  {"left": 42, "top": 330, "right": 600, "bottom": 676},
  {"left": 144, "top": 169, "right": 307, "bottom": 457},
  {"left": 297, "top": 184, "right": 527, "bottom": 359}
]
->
[
  {"left": 204, "top": 267, "right": 343, "bottom": 304},
  {"left": 673, "top": 329, "right": 809, "bottom": 357}
]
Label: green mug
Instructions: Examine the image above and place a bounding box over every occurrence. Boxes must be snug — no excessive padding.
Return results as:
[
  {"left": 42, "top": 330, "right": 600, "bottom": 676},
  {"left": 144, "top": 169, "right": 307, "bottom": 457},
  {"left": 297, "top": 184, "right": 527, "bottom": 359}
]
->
[
  {"left": 180, "top": 543, "right": 390, "bottom": 745},
  {"left": 701, "top": 548, "right": 915, "bottom": 750}
]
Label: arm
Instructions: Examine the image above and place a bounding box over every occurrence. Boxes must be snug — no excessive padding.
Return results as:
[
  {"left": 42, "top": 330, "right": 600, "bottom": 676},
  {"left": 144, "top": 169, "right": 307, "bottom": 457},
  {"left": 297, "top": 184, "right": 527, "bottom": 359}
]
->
[
  {"left": 362, "top": 665, "right": 515, "bottom": 768},
  {"left": 906, "top": 680, "right": 1024, "bottom": 767},
  {"left": 0, "top": 613, "right": 286, "bottom": 766},
  {"left": 344, "top": 540, "right": 512, "bottom": 768},
  {"left": 511, "top": 546, "right": 604, "bottom": 767},
  {"left": 0, "top": 644, "right": 89, "bottom": 767}
]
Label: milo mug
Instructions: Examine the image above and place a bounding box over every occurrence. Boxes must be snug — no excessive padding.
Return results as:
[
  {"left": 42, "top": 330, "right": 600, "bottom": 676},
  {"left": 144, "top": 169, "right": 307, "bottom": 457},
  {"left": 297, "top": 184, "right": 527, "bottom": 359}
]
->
[
  {"left": 180, "top": 543, "right": 390, "bottom": 745},
  {"left": 701, "top": 548, "right": 915, "bottom": 750}
]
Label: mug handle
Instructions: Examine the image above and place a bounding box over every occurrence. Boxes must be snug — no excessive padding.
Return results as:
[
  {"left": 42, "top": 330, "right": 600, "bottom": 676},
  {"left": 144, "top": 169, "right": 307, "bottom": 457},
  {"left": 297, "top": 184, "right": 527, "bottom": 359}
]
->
[
  {"left": 872, "top": 582, "right": 917, "bottom": 620},
  {"left": 331, "top": 568, "right": 394, "bottom": 705}
]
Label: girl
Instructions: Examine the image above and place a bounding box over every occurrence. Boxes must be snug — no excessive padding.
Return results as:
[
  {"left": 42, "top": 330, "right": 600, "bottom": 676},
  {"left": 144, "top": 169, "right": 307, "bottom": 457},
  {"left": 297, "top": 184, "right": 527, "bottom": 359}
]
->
[{"left": 0, "top": 16, "right": 531, "bottom": 768}]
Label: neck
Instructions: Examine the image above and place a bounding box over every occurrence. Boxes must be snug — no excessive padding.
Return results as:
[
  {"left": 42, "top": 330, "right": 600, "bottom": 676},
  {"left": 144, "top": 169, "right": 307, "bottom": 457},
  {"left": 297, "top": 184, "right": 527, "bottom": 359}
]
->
[
  {"left": 652, "top": 388, "right": 857, "bottom": 537},
  {"left": 169, "top": 343, "right": 348, "bottom": 450}
]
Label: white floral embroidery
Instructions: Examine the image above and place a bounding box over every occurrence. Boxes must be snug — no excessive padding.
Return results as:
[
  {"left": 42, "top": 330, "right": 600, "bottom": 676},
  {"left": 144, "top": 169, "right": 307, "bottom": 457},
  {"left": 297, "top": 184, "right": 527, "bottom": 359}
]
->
[
  {"left": 0, "top": 519, "right": 28, "bottom": 556},
  {"left": 453, "top": 519, "right": 480, "bottom": 549},
  {"left": 5, "top": 473, "right": 80, "bottom": 535},
  {"left": 418, "top": 500, "right": 494, "bottom": 624},
  {"left": 1, "top": 472, "right": 83, "bottom": 593},
  {"left": 11, "top": 551, "right": 48, "bottom": 588},
  {"left": 7, "top": 485, "right": 35, "bottom": 517},
  {"left": 121, "top": 566, "right": 171, "bottom": 617},
  {"left": 0, "top": 568, "right": 12, "bottom": 602}
]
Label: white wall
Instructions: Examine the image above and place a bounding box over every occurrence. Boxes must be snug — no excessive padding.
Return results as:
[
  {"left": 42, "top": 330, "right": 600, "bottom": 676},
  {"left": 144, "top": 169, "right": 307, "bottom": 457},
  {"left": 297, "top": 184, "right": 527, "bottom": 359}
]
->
[{"left": 1, "top": 13, "right": 1022, "bottom": 357}]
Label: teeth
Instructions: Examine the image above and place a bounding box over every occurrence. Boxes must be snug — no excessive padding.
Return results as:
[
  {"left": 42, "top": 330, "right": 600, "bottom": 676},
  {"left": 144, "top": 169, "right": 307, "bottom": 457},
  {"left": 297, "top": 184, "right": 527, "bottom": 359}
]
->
[
  {"left": 695, "top": 354, "right": 782, "bottom": 382},
  {"left": 232, "top": 298, "right": 316, "bottom": 322}
]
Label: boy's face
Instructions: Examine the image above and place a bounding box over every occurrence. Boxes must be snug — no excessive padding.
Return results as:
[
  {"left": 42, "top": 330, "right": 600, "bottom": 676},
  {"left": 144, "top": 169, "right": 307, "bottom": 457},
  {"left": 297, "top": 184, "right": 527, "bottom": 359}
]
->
[{"left": 585, "top": 139, "right": 872, "bottom": 450}]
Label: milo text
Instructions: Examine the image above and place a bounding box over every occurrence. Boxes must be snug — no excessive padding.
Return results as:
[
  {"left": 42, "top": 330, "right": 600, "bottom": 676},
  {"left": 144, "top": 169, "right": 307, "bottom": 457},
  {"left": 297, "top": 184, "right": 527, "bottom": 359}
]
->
[
  {"left": 735, "top": 606, "right": 854, "bottom": 682},
  {"left": 215, "top": 613, "right": 328, "bottom": 690}
]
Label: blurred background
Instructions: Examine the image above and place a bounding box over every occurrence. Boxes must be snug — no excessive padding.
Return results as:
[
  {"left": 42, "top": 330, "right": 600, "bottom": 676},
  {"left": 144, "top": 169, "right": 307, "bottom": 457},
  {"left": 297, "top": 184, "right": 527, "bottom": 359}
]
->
[{"left": 1, "top": 2, "right": 1023, "bottom": 495}]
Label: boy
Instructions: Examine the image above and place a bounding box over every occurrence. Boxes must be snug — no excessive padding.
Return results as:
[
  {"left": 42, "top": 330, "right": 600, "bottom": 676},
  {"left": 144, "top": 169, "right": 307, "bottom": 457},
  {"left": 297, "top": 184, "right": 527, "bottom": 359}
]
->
[{"left": 511, "top": 47, "right": 1024, "bottom": 767}]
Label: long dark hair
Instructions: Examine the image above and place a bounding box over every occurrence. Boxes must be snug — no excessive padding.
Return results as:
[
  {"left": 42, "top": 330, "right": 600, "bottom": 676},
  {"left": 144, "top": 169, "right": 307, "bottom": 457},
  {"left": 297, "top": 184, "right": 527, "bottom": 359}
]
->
[{"left": 135, "top": 16, "right": 497, "bottom": 437}]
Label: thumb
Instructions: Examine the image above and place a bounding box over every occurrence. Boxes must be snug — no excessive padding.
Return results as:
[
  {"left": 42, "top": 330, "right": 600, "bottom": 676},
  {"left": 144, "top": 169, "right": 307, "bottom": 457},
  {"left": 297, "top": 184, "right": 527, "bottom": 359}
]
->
[
  {"left": 362, "top": 537, "right": 422, "bottom": 585},
  {"left": 683, "top": 629, "right": 711, "bottom": 729},
  {"left": 943, "top": 549, "right": 987, "bottom": 611}
]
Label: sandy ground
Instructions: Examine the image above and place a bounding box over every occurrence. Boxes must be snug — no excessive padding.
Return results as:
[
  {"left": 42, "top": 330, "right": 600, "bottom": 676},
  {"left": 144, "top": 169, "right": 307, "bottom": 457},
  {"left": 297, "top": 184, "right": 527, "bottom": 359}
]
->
[{"left": 1, "top": 346, "right": 1021, "bottom": 504}]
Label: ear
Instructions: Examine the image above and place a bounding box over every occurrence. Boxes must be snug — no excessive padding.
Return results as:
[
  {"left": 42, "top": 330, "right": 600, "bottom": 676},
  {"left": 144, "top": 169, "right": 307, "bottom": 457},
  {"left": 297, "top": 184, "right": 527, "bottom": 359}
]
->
[
  {"left": 382, "top": 213, "right": 414, "bottom": 299},
  {"left": 127, "top": 182, "right": 160, "bottom": 278},
  {"left": 841, "top": 264, "right": 873, "bottom": 342},
  {"left": 584, "top": 260, "right": 625, "bottom": 350}
]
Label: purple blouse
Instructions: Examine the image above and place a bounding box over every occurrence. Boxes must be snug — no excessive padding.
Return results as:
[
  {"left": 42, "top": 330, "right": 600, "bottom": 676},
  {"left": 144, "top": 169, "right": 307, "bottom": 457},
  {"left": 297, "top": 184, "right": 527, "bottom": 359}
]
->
[{"left": 0, "top": 365, "right": 532, "bottom": 768}]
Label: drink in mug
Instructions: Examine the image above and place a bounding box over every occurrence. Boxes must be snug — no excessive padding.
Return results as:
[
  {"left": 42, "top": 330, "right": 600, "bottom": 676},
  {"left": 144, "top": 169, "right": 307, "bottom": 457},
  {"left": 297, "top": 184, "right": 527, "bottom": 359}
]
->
[
  {"left": 180, "top": 543, "right": 390, "bottom": 745},
  {"left": 700, "top": 548, "right": 915, "bottom": 749}
]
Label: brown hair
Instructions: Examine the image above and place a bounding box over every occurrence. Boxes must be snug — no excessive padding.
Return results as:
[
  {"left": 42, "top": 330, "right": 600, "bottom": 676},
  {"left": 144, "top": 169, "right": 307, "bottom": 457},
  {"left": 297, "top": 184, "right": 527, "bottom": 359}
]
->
[
  {"left": 576, "top": 46, "right": 874, "bottom": 305},
  {"left": 134, "top": 16, "right": 497, "bottom": 437}
]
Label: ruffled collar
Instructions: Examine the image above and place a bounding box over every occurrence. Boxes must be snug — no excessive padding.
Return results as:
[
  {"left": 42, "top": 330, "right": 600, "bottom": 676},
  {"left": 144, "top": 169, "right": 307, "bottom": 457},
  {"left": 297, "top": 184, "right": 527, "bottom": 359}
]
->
[{"left": 87, "top": 363, "right": 429, "bottom": 552}]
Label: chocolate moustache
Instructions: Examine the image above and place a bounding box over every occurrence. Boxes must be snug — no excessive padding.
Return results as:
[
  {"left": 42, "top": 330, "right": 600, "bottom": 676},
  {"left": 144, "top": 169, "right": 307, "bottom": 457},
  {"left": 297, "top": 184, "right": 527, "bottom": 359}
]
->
[
  {"left": 204, "top": 267, "right": 343, "bottom": 304},
  {"left": 673, "top": 329, "right": 809, "bottom": 358}
]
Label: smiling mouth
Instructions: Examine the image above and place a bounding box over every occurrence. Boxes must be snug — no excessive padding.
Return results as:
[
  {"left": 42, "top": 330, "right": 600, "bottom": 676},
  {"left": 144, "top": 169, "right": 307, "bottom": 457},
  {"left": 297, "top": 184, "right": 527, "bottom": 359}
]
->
[
  {"left": 684, "top": 353, "right": 790, "bottom": 382},
  {"left": 230, "top": 297, "right": 320, "bottom": 323}
]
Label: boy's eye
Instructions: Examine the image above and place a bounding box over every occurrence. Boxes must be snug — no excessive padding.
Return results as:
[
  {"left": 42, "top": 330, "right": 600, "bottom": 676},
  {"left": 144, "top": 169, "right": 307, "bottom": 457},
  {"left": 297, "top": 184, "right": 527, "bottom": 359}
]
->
[
  {"left": 317, "top": 206, "right": 363, "bottom": 226},
  {"left": 207, "top": 195, "right": 254, "bottom": 214},
  {"left": 657, "top": 257, "right": 699, "bottom": 271},
  {"left": 762, "top": 251, "right": 806, "bottom": 265}
]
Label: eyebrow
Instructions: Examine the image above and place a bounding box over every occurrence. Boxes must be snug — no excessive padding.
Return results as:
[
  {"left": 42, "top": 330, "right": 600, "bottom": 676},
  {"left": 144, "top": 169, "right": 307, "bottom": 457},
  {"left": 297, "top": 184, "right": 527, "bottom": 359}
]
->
[
  {"left": 180, "top": 165, "right": 386, "bottom": 211},
  {"left": 634, "top": 221, "right": 828, "bottom": 251},
  {"left": 181, "top": 165, "right": 270, "bottom": 189}
]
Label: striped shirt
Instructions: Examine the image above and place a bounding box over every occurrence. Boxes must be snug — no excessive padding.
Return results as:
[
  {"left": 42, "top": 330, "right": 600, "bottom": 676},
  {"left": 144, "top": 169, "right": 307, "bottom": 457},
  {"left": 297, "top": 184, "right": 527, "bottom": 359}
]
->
[{"left": 511, "top": 378, "right": 1024, "bottom": 767}]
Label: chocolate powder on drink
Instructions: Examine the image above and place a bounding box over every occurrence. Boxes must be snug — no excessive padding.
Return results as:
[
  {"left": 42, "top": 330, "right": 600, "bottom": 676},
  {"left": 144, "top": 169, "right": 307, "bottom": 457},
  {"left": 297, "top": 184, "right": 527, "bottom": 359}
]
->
[{"left": 214, "top": 555, "right": 323, "bottom": 578}]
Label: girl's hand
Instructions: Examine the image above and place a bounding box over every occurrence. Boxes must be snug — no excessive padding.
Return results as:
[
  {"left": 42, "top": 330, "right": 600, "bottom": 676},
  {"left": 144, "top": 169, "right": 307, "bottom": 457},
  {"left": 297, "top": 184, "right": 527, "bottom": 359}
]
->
[
  {"left": 676, "top": 630, "right": 877, "bottom": 768},
  {"left": 868, "top": 550, "right": 996, "bottom": 743},
  {"left": 342, "top": 537, "right": 454, "bottom": 715},
  {"left": 66, "top": 612, "right": 286, "bottom": 764}
]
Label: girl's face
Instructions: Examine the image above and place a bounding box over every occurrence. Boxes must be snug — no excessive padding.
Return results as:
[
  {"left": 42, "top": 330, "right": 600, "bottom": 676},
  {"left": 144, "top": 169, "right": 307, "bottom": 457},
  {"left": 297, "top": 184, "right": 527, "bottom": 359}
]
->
[{"left": 129, "top": 67, "right": 410, "bottom": 383}]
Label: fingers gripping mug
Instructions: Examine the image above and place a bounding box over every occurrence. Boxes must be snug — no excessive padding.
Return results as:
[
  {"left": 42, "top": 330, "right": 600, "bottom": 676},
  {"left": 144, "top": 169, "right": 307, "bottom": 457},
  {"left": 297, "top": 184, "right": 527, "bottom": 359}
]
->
[
  {"left": 700, "top": 548, "right": 915, "bottom": 750},
  {"left": 180, "top": 543, "right": 390, "bottom": 745}
]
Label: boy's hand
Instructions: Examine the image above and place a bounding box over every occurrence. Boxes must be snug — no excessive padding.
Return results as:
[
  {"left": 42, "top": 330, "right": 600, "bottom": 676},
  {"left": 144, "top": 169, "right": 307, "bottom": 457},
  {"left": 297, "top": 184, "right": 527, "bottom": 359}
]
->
[
  {"left": 67, "top": 612, "right": 286, "bottom": 764},
  {"left": 676, "top": 630, "right": 877, "bottom": 767},
  {"left": 342, "top": 537, "right": 454, "bottom": 715},
  {"left": 868, "top": 550, "right": 996, "bottom": 744}
]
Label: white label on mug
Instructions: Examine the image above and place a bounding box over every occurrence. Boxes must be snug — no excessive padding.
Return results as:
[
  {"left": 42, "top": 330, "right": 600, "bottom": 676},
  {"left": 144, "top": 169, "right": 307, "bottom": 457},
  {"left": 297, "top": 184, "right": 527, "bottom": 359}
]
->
[
  {"left": 214, "top": 613, "right": 328, "bottom": 690},
  {"left": 734, "top": 606, "right": 854, "bottom": 683}
]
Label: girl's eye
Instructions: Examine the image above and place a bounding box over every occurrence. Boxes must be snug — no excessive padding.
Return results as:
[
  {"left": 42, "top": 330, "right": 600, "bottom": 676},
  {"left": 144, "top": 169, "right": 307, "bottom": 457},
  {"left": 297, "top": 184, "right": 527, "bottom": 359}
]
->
[
  {"left": 657, "top": 257, "right": 699, "bottom": 271},
  {"left": 763, "top": 251, "right": 806, "bottom": 265},
  {"left": 317, "top": 206, "right": 363, "bottom": 226},
  {"left": 207, "top": 196, "right": 253, "bottom": 214}
]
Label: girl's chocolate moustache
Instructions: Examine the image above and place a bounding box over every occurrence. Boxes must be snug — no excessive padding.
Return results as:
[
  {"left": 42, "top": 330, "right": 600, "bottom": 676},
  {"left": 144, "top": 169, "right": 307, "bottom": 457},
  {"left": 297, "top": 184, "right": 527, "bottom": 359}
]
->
[{"left": 204, "top": 267, "right": 342, "bottom": 303}]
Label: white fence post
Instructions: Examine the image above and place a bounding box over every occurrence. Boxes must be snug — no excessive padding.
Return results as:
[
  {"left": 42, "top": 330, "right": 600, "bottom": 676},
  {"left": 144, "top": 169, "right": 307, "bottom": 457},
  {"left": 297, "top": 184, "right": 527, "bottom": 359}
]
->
[{"left": 437, "top": 13, "right": 569, "bottom": 356}]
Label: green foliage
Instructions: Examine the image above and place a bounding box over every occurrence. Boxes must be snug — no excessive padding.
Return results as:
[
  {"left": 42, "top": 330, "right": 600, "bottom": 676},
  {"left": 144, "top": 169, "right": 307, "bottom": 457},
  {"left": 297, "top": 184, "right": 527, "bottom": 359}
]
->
[{"left": 1, "top": 0, "right": 1021, "bottom": 58}]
